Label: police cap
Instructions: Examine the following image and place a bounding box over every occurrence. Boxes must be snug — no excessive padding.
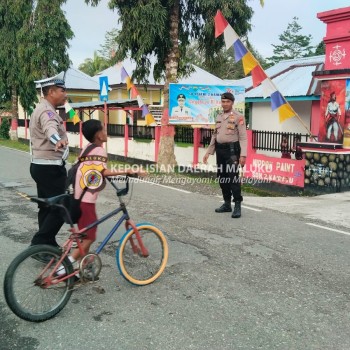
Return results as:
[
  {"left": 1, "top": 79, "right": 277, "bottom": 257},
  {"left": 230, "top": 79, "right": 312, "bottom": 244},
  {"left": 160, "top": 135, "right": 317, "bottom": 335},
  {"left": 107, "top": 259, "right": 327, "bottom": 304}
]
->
[
  {"left": 177, "top": 94, "right": 186, "bottom": 100},
  {"left": 221, "top": 92, "right": 235, "bottom": 102},
  {"left": 34, "top": 71, "right": 66, "bottom": 89}
]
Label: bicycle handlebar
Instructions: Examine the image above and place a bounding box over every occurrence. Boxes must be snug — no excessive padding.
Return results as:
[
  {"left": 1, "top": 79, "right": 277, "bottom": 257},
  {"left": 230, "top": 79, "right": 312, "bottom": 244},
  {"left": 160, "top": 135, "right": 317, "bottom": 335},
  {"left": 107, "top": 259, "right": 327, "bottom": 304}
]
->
[{"left": 107, "top": 175, "right": 130, "bottom": 196}]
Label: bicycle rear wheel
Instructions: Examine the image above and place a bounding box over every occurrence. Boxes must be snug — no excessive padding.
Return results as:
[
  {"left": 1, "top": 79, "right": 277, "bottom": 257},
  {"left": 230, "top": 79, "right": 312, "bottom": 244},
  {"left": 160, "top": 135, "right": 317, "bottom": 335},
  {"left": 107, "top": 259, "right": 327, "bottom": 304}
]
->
[
  {"left": 116, "top": 224, "right": 168, "bottom": 286},
  {"left": 3, "top": 245, "right": 74, "bottom": 322}
]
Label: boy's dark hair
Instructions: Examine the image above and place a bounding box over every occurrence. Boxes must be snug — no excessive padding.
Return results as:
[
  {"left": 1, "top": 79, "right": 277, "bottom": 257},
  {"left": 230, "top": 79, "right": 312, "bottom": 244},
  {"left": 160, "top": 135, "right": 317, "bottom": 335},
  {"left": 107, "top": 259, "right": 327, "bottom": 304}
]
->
[{"left": 82, "top": 119, "right": 103, "bottom": 143}]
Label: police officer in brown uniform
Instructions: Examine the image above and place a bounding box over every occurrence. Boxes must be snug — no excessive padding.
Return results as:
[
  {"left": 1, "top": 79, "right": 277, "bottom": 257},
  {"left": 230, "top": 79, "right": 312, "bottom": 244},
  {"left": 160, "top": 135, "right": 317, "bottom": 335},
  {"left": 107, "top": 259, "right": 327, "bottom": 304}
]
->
[
  {"left": 203, "top": 92, "right": 247, "bottom": 218},
  {"left": 30, "top": 72, "right": 69, "bottom": 248}
]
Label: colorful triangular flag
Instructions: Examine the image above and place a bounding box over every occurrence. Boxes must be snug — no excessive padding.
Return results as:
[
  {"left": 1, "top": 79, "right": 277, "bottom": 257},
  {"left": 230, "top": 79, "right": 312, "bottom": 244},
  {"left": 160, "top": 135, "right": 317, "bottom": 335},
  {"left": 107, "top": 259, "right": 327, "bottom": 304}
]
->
[
  {"left": 271, "top": 91, "right": 286, "bottom": 111},
  {"left": 137, "top": 95, "right": 144, "bottom": 107},
  {"left": 261, "top": 79, "right": 277, "bottom": 99},
  {"left": 251, "top": 65, "right": 267, "bottom": 87},
  {"left": 278, "top": 104, "right": 296, "bottom": 123},
  {"left": 242, "top": 52, "right": 258, "bottom": 75},
  {"left": 121, "top": 66, "right": 129, "bottom": 81},
  {"left": 64, "top": 102, "right": 81, "bottom": 125},
  {"left": 214, "top": 10, "right": 229, "bottom": 38},
  {"left": 233, "top": 39, "right": 248, "bottom": 62}
]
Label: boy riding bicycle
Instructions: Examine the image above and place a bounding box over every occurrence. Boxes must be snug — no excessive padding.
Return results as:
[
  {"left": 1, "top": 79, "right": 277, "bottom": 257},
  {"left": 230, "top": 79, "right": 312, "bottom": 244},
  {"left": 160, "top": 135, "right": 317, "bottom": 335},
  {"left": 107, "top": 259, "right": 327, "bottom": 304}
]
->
[{"left": 58, "top": 119, "right": 143, "bottom": 275}]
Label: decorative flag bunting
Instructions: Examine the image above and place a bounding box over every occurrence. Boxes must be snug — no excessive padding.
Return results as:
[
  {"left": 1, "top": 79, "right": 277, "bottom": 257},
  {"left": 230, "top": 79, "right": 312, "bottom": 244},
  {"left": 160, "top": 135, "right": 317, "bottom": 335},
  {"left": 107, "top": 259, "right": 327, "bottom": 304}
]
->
[
  {"left": 278, "top": 104, "right": 296, "bottom": 123},
  {"left": 241, "top": 52, "right": 258, "bottom": 75},
  {"left": 120, "top": 66, "right": 129, "bottom": 81},
  {"left": 261, "top": 79, "right": 277, "bottom": 99},
  {"left": 64, "top": 102, "right": 81, "bottom": 125},
  {"left": 136, "top": 95, "right": 144, "bottom": 107},
  {"left": 251, "top": 65, "right": 267, "bottom": 88},
  {"left": 214, "top": 11, "right": 228, "bottom": 38},
  {"left": 119, "top": 65, "right": 156, "bottom": 126},
  {"left": 270, "top": 91, "right": 286, "bottom": 111},
  {"left": 233, "top": 40, "right": 248, "bottom": 62},
  {"left": 214, "top": 10, "right": 300, "bottom": 124},
  {"left": 224, "top": 26, "right": 240, "bottom": 50},
  {"left": 131, "top": 85, "right": 139, "bottom": 98}
]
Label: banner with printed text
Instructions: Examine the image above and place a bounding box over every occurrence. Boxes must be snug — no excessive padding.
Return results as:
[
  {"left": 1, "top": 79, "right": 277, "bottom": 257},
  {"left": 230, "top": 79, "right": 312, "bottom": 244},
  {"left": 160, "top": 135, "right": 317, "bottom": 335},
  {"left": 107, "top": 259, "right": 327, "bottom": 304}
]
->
[
  {"left": 169, "top": 83, "right": 245, "bottom": 125},
  {"left": 244, "top": 154, "right": 305, "bottom": 188}
]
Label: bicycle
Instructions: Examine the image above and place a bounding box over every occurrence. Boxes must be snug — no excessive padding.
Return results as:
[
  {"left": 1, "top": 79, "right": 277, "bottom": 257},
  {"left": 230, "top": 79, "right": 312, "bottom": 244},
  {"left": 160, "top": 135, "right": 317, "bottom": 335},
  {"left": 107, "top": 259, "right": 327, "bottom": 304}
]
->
[{"left": 3, "top": 176, "right": 168, "bottom": 322}]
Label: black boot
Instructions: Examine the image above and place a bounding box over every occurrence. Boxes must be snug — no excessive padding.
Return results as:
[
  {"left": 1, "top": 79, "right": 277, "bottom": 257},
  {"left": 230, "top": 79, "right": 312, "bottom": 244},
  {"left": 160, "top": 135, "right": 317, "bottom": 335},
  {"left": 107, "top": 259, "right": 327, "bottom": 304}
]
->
[
  {"left": 215, "top": 201, "right": 232, "bottom": 213},
  {"left": 231, "top": 201, "right": 241, "bottom": 218}
]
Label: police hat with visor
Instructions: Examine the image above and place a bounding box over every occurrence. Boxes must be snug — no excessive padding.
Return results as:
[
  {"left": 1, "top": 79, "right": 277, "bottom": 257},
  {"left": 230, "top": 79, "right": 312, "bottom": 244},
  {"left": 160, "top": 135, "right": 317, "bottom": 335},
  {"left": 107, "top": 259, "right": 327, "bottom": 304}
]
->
[{"left": 34, "top": 71, "right": 66, "bottom": 90}]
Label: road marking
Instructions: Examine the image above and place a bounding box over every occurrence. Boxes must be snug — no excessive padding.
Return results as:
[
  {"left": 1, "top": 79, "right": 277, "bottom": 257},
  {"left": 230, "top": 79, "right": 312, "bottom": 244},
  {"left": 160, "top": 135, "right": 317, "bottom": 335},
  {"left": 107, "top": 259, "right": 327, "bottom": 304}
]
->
[
  {"left": 16, "top": 191, "right": 31, "bottom": 200},
  {"left": 242, "top": 205, "right": 262, "bottom": 212},
  {"left": 218, "top": 200, "right": 262, "bottom": 212},
  {"left": 137, "top": 179, "right": 191, "bottom": 194},
  {"left": 306, "top": 223, "right": 350, "bottom": 236}
]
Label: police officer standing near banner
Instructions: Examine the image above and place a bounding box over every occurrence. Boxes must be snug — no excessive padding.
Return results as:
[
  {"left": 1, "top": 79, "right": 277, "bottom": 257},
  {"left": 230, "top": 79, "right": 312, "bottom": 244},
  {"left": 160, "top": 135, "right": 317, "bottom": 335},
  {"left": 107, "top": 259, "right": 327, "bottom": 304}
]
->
[
  {"left": 203, "top": 92, "right": 247, "bottom": 218},
  {"left": 30, "top": 72, "right": 69, "bottom": 248}
]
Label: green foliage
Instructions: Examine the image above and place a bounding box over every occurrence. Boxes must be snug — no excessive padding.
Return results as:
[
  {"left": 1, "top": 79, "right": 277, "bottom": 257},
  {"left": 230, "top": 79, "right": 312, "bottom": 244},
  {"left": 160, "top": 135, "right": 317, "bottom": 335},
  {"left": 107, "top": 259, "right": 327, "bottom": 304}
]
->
[
  {"left": 0, "top": 118, "right": 10, "bottom": 139},
  {"left": 267, "top": 17, "right": 314, "bottom": 65},
  {"left": 78, "top": 51, "right": 110, "bottom": 76},
  {"left": 98, "top": 28, "right": 120, "bottom": 61},
  {"left": 0, "top": 0, "right": 73, "bottom": 115},
  {"left": 314, "top": 41, "right": 325, "bottom": 56}
]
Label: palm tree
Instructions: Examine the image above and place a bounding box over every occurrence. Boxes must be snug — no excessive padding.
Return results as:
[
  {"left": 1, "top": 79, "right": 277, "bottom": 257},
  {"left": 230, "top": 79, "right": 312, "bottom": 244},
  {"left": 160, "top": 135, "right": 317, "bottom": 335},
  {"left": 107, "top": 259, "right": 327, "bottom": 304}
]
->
[{"left": 78, "top": 51, "right": 110, "bottom": 76}]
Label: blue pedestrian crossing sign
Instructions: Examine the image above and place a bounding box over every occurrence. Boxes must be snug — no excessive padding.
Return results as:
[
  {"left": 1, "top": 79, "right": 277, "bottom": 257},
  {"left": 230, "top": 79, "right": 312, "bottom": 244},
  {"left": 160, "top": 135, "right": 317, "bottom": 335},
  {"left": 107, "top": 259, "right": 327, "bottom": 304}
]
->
[{"left": 99, "top": 76, "right": 109, "bottom": 101}]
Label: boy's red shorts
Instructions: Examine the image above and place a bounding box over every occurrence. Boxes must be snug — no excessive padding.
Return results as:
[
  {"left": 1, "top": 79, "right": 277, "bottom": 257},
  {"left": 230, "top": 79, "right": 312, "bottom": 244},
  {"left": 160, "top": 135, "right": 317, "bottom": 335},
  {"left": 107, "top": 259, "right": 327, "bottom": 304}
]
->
[{"left": 78, "top": 202, "right": 97, "bottom": 241}]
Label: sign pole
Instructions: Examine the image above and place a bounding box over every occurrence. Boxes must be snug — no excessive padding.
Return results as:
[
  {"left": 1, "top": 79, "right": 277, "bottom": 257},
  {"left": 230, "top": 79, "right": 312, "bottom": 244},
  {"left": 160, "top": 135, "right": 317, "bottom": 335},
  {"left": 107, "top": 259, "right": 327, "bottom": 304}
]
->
[{"left": 99, "top": 76, "right": 109, "bottom": 152}]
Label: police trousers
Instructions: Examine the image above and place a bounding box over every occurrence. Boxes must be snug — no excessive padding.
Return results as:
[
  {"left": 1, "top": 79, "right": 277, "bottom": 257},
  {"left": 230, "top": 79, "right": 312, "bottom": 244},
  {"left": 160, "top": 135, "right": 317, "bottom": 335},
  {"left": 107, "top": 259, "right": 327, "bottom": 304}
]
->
[
  {"left": 215, "top": 142, "right": 243, "bottom": 202},
  {"left": 30, "top": 163, "right": 67, "bottom": 246}
]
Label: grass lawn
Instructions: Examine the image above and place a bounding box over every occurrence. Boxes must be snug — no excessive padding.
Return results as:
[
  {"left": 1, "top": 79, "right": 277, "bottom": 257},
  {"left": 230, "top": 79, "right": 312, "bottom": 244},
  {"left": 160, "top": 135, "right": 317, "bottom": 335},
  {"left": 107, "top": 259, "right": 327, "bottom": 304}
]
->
[{"left": 0, "top": 139, "right": 29, "bottom": 152}]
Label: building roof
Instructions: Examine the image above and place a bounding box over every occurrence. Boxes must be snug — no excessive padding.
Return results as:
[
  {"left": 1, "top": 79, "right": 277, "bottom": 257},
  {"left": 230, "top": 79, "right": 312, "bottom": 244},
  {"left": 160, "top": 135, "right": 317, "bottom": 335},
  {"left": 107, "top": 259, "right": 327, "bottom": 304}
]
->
[
  {"left": 94, "top": 58, "right": 226, "bottom": 86},
  {"left": 225, "top": 55, "right": 325, "bottom": 100},
  {"left": 59, "top": 67, "right": 100, "bottom": 91},
  {"left": 68, "top": 99, "right": 139, "bottom": 110}
]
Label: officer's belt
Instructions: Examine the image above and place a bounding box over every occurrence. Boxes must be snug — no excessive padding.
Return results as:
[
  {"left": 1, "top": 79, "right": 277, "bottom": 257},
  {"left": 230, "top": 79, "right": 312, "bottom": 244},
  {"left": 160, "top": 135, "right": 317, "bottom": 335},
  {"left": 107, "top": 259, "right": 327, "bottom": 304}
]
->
[
  {"left": 31, "top": 158, "right": 64, "bottom": 166},
  {"left": 215, "top": 141, "right": 239, "bottom": 150}
]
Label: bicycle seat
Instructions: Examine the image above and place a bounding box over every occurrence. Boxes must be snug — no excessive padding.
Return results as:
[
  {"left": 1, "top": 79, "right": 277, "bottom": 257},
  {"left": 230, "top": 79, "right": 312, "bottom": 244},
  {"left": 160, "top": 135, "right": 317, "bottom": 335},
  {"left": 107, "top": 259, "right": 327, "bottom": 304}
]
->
[{"left": 30, "top": 194, "right": 69, "bottom": 206}]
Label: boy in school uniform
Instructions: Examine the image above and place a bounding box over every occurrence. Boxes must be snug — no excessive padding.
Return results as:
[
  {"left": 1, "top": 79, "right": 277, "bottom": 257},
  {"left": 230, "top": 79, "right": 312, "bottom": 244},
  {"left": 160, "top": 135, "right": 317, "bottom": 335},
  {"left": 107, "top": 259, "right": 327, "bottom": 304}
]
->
[{"left": 58, "top": 119, "right": 143, "bottom": 275}]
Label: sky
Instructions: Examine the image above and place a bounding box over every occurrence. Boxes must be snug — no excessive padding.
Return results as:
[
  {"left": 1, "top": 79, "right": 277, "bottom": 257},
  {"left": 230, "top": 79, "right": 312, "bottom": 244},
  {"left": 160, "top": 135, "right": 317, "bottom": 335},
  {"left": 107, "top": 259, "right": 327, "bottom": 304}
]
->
[{"left": 62, "top": 0, "right": 350, "bottom": 69}]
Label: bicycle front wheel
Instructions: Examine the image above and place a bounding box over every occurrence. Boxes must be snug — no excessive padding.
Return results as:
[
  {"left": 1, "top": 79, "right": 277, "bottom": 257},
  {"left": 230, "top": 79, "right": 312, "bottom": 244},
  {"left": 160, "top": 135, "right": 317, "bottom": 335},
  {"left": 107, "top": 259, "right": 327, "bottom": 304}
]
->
[
  {"left": 117, "top": 224, "right": 168, "bottom": 286},
  {"left": 3, "top": 245, "right": 74, "bottom": 322}
]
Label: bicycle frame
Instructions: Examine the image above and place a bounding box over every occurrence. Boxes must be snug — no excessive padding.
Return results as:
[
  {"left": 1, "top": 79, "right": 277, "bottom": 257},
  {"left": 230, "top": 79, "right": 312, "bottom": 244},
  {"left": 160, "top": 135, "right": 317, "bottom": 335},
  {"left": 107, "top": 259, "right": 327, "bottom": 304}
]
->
[
  {"left": 62, "top": 176, "right": 149, "bottom": 258},
  {"left": 31, "top": 176, "right": 150, "bottom": 288}
]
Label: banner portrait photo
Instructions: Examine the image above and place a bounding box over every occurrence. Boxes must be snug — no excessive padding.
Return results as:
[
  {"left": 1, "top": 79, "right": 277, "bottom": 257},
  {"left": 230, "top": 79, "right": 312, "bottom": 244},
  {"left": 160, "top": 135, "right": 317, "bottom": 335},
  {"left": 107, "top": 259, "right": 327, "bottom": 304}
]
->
[{"left": 169, "top": 84, "right": 245, "bottom": 125}]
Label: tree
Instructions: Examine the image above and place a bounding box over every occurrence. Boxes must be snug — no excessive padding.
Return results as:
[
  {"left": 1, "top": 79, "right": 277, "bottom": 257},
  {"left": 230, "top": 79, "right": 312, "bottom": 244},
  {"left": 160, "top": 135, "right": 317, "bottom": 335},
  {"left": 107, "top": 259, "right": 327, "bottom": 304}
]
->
[
  {"left": 0, "top": 0, "right": 73, "bottom": 140},
  {"left": 0, "top": 1, "right": 31, "bottom": 139},
  {"left": 314, "top": 41, "right": 325, "bottom": 56},
  {"left": 98, "top": 28, "right": 119, "bottom": 62},
  {"left": 78, "top": 51, "right": 110, "bottom": 76},
  {"left": 267, "top": 17, "right": 314, "bottom": 65},
  {"left": 85, "top": 0, "right": 254, "bottom": 168},
  {"left": 0, "top": 117, "right": 10, "bottom": 139}
]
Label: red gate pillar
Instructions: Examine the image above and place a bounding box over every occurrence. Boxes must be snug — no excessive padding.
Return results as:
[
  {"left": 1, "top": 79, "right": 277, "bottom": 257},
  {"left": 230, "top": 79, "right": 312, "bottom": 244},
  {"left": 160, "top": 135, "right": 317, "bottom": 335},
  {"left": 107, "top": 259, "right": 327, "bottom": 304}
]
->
[
  {"left": 193, "top": 128, "right": 200, "bottom": 166},
  {"left": 155, "top": 125, "right": 161, "bottom": 162},
  {"left": 24, "top": 119, "right": 28, "bottom": 139},
  {"left": 124, "top": 123, "right": 129, "bottom": 157}
]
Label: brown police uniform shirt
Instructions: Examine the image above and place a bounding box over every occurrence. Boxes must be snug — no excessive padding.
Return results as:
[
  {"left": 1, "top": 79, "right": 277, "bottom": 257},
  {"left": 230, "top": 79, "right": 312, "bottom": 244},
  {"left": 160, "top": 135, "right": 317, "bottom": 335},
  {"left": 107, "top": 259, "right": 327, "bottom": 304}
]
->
[
  {"left": 30, "top": 99, "right": 68, "bottom": 161},
  {"left": 206, "top": 109, "right": 247, "bottom": 157}
]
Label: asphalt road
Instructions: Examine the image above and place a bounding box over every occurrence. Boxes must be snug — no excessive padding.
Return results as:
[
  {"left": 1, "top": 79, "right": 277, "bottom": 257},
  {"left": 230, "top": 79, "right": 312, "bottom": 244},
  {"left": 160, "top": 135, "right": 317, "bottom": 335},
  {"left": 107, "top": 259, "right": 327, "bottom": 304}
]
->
[{"left": 1, "top": 146, "right": 350, "bottom": 350}]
